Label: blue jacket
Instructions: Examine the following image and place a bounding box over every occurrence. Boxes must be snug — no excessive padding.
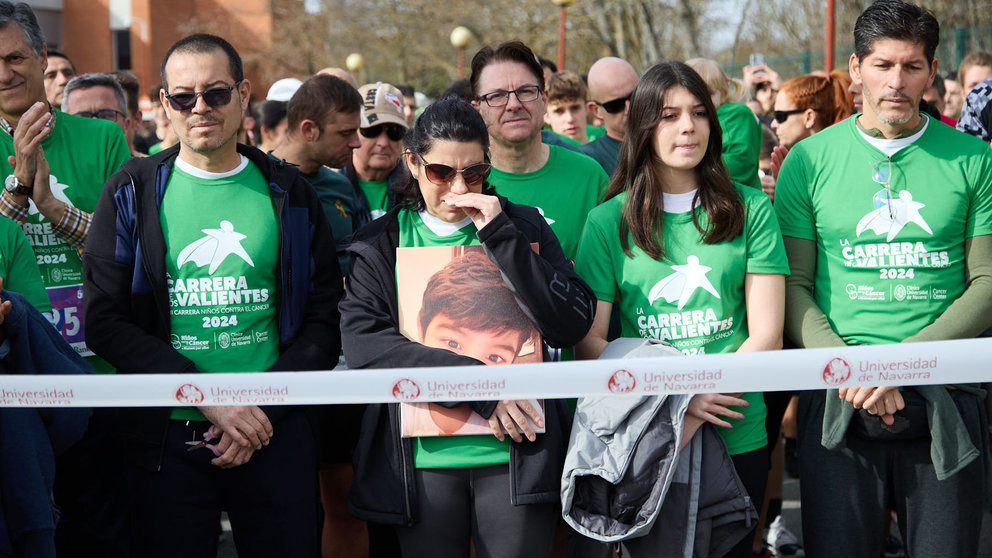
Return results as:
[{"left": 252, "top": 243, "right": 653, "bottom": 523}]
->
[
  {"left": 83, "top": 144, "right": 343, "bottom": 470},
  {"left": 0, "top": 290, "right": 92, "bottom": 557}
]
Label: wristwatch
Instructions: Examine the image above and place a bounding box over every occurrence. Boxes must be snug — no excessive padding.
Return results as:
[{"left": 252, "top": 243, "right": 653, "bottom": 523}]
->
[{"left": 4, "top": 174, "right": 30, "bottom": 196}]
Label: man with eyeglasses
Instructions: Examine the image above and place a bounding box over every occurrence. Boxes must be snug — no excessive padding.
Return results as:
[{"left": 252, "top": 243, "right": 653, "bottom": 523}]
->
[
  {"left": 84, "top": 33, "right": 342, "bottom": 557},
  {"left": 62, "top": 73, "right": 131, "bottom": 144},
  {"left": 342, "top": 81, "right": 409, "bottom": 228},
  {"left": 471, "top": 41, "right": 607, "bottom": 261},
  {"left": 579, "top": 57, "right": 639, "bottom": 177},
  {"left": 775, "top": 1, "right": 992, "bottom": 556}
]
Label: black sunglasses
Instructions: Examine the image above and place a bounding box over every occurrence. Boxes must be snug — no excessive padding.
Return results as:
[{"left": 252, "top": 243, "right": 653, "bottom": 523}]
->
[
  {"left": 164, "top": 81, "right": 242, "bottom": 112},
  {"left": 773, "top": 108, "right": 820, "bottom": 123},
  {"left": 359, "top": 123, "right": 406, "bottom": 141},
  {"left": 594, "top": 94, "right": 631, "bottom": 114},
  {"left": 74, "top": 109, "right": 126, "bottom": 121},
  {"left": 416, "top": 153, "right": 491, "bottom": 186}
]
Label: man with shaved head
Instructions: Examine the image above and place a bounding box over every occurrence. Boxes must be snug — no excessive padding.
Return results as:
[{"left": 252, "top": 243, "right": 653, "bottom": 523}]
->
[
  {"left": 318, "top": 67, "right": 358, "bottom": 89},
  {"left": 579, "top": 57, "right": 638, "bottom": 177}
]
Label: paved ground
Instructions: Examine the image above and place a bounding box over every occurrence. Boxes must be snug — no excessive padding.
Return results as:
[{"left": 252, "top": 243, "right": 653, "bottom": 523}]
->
[{"left": 217, "top": 477, "right": 992, "bottom": 557}]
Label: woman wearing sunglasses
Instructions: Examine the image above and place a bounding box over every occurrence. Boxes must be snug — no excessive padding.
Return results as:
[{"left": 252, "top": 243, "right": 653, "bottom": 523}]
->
[
  {"left": 339, "top": 97, "right": 594, "bottom": 558},
  {"left": 573, "top": 61, "right": 789, "bottom": 557},
  {"left": 771, "top": 71, "right": 853, "bottom": 149}
]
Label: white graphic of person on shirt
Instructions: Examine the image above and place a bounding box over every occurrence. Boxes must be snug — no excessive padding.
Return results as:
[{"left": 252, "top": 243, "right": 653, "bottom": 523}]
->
[
  {"left": 177, "top": 220, "right": 255, "bottom": 274},
  {"left": 856, "top": 189, "right": 933, "bottom": 242},
  {"left": 648, "top": 255, "right": 721, "bottom": 310}
]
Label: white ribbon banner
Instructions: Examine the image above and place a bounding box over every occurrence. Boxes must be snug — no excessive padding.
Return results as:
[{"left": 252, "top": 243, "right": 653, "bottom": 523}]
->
[{"left": 1, "top": 338, "right": 989, "bottom": 408}]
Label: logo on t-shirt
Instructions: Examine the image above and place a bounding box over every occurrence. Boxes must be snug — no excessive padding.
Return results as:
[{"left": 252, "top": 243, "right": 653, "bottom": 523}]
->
[
  {"left": 856, "top": 189, "right": 933, "bottom": 242},
  {"left": 648, "top": 255, "right": 721, "bottom": 310},
  {"left": 177, "top": 220, "right": 255, "bottom": 275},
  {"left": 535, "top": 207, "right": 555, "bottom": 225},
  {"left": 27, "top": 174, "right": 73, "bottom": 222}
]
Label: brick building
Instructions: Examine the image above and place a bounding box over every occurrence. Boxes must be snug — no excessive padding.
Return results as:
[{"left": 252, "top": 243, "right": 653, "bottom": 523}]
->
[{"left": 26, "top": 0, "right": 304, "bottom": 101}]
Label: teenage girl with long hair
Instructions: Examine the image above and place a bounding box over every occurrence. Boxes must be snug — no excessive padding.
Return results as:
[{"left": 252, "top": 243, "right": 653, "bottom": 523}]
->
[{"left": 574, "top": 61, "right": 789, "bottom": 558}]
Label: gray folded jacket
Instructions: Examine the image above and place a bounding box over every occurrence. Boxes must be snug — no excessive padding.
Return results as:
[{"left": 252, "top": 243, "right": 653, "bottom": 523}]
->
[{"left": 561, "top": 338, "right": 758, "bottom": 558}]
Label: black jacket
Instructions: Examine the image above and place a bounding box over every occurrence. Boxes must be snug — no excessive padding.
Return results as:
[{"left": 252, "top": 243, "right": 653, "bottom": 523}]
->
[
  {"left": 83, "top": 144, "right": 343, "bottom": 470},
  {"left": 340, "top": 197, "right": 596, "bottom": 525}
]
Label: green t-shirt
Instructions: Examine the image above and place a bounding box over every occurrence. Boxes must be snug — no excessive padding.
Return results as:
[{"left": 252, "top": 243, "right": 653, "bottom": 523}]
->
[
  {"left": 579, "top": 134, "right": 621, "bottom": 178},
  {"left": 0, "top": 111, "right": 130, "bottom": 369},
  {"left": 358, "top": 179, "right": 389, "bottom": 219},
  {"left": 0, "top": 215, "right": 50, "bottom": 312},
  {"left": 396, "top": 209, "right": 508, "bottom": 468},
  {"left": 718, "top": 102, "right": 761, "bottom": 190},
  {"left": 148, "top": 142, "right": 163, "bottom": 155},
  {"left": 574, "top": 187, "right": 789, "bottom": 454},
  {"left": 775, "top": 115, "right": 992, "bottom": 344},
  {"left": 488, "top": 145, "right": 607, "bottom": 259},
  {"left": 162, "top": 157, "right": 280, "bottom": 421},
  {"left": 586, "top": 124, "right": 606, "bottom": 142}
]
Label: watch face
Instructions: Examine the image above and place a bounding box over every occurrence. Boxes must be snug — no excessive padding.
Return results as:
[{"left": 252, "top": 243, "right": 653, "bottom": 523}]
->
[{"left": 4, "top": 174, "right": 28, "bottom": 195}]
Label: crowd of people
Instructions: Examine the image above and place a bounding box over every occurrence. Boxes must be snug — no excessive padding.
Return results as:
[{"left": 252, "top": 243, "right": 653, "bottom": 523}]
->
[{"left": 0, "top": 0, "right": 991, "bottom": 557}]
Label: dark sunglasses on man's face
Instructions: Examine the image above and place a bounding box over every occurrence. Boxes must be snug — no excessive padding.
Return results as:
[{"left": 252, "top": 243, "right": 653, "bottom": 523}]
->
[
  {"left": 417, "top": 153, "right": 491, "bottom": 186},
  {"left": 359, "top": 123, "right": 406, "bottom": 141},
  {"left": 594, "top": 94, "right": 631, "bottom": 114},
  {"left": 164, "top": 81, "right": 242, "bottom": 112}
]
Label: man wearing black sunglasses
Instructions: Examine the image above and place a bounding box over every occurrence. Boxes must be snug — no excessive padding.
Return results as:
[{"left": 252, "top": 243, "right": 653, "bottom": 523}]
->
[
  {"left": 342, "top": 81, "right": 409, "bottom": 228},
  {"left": 85, "top": 33, "right": 342, "bottom": 558},
  {"left": 579, "top": 57, "right": 639, "bottom": 177}
]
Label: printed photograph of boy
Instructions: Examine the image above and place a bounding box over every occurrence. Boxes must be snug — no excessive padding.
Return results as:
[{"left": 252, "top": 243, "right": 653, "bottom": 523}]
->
[{"left": 396, "top": 246, "right": 544, "bottom": 437}]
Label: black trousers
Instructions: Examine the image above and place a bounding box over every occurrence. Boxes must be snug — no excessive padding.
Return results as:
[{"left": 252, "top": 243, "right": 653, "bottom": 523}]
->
[{"left": 126, "top": 411, "right": 318, "bottom": 558}]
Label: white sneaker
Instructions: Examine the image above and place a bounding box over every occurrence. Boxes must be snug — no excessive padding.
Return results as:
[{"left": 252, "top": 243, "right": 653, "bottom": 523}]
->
[{"left": 767, "top": 515, "right": 804, "bottom": 557}]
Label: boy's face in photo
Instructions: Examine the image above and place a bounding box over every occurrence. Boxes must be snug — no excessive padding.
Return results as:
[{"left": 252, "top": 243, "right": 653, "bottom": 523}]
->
[{"left": 421, "top": 313, "right": 524, "bottom": 365}]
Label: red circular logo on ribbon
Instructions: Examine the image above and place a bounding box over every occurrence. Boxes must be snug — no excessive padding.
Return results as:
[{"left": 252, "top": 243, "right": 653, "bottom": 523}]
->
[
  {"left": 175, "top": 383, "right": 205, "bottom": 404},
  {"left": 608, "top": 369, "right": 636, "bottom": 393},
  {"left": 822, "top": 358, "right": 852, "bottom": 386},
  {"left": 392, "top": 379, "right": 421, "bottom": 401}
]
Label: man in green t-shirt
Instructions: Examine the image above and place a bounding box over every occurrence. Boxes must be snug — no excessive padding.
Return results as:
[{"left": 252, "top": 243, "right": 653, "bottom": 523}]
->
[
  {"left": 579, "top": 57, "right": 639, "bottom": 178},
  {"left": 774, "top": 2, "right": 992, "bottom": 555},
  {"left": 84, "top": 33, "right": 342, "bottom": 558},
  {"left": 271, "top": 74, "right": 362, "bottom": 274},
  {"left": 0, "top": 9, "right": 130, "bottom": 357},
  {"left": 471, "top": 41, "right": 608, "bottom": 260},
  {"left": 341, "top": 81, "right": 409, "bottom": 229},
  {"left": 0, "top": 6, "right": 131, "bottom": 555}
]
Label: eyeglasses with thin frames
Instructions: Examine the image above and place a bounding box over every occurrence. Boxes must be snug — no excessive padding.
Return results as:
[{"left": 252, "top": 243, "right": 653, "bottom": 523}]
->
[
  {"left": 164, "top": 81, "right": 243, "bottom": 112},
  {"left": 74, "top": 109, "right": 126, "bottom": 121},
  {"left": 476, "top": 85, "right": 542, "bottom": 107}
]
